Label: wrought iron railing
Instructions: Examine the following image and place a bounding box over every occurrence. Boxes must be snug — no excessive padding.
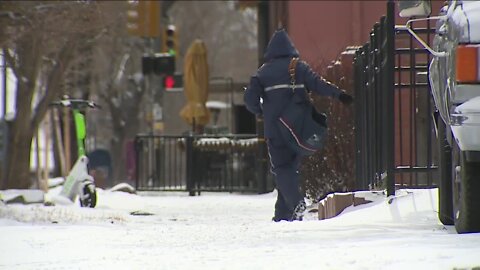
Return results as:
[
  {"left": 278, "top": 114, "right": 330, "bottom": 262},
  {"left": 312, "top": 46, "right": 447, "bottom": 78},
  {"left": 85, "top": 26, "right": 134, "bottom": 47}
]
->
[
  {"left": 353, "top": 0, "right": 437, "bottom": 196},
  {"left": 134, "top": 134, "right": 273, "bottom": 195}
]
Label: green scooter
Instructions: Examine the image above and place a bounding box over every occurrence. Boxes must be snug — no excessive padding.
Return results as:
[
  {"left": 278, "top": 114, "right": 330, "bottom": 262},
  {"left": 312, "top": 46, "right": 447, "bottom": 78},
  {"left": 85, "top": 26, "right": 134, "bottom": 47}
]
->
[{"left": 50, "top": 98, "right": 100, "bottom": 208}]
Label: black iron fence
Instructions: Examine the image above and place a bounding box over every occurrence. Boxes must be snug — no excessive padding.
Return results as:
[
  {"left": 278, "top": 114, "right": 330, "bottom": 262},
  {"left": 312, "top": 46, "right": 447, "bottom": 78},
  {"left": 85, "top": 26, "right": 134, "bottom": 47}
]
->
[
  {"left": 134, "top": 134, "right": 272, "bottom": 195},
  {"left": 354, "top": 0, "right": 437, "bottom": 196}
]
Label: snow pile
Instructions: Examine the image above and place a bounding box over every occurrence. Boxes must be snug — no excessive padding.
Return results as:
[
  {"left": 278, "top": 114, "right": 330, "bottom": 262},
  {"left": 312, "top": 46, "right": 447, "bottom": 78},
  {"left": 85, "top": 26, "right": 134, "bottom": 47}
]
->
[
  {"left": 194, "top": 137, "right": 259, "bottom": 150},
  {"left": 1, "top": 188, "right": 480, "bottom": 270},
  {"left": 194, "top": 137, "right": 259, "bottom": 147},
  {"left": 194, "top": 137, "right": 232, "bottom": 147},
  {"left": 0, "top": 204, "right": 128, "bottom": 224},
  {"left": 0, "top": 187, "right": 131, "bottom": 224}
]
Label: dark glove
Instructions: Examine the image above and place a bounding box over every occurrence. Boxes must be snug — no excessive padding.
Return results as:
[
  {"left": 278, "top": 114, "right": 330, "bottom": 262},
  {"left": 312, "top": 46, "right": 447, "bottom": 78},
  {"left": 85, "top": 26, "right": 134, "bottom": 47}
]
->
[{"left": 339, "top": 92, "right": 354, "bottom": 105}]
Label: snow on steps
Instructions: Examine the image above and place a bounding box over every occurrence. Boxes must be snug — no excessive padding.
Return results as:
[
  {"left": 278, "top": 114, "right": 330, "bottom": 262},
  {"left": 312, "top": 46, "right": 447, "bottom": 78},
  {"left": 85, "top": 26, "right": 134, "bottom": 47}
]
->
[{"left": 317, "top": 190, "right": 385, "bottom": 220}]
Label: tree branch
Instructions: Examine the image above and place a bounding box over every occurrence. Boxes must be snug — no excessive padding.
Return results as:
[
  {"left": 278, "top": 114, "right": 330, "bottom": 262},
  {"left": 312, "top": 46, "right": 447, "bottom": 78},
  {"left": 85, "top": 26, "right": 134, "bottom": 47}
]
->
[
  {"left": 31, "top": 39, "right": 76, "bottom": 131},
  {"left": 2, "top": 48, "right": 19, "bottom": 78}
]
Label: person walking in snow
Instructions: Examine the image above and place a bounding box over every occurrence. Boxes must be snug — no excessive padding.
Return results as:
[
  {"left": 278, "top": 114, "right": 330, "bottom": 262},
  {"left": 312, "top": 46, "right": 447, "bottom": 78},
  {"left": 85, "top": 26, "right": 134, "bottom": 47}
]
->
[{"left": 244, "top": 29, "right": 353, "bottom": 222}]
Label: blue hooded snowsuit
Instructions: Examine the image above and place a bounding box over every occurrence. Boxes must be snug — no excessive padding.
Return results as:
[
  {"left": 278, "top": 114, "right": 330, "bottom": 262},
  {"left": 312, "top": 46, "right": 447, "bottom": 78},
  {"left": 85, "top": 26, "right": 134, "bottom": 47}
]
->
[{"left": 244, "top": 29, "right": 343, "bottom": 221}]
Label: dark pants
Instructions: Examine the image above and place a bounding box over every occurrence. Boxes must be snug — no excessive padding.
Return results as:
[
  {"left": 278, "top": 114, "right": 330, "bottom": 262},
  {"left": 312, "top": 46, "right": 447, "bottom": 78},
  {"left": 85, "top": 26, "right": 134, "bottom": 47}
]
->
[{"left": 267, "top": 137, "right": 304, "bottom": 221}]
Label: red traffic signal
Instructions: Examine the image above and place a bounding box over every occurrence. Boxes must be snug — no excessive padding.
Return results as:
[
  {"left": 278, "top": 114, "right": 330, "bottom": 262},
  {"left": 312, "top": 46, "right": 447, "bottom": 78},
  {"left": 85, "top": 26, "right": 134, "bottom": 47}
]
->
[
  {"left": 164, "top": 75, "right": 175, "bottom": 89},
  {"left": 163, "top": 74, "right": 183, "bottom": 91}
]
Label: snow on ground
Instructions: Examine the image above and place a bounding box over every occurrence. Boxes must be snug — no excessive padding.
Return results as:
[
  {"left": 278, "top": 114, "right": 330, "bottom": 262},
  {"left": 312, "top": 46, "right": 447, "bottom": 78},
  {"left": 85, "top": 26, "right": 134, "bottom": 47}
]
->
[{"left": 1, "top": 187, "right": 480, "bottom": 270}]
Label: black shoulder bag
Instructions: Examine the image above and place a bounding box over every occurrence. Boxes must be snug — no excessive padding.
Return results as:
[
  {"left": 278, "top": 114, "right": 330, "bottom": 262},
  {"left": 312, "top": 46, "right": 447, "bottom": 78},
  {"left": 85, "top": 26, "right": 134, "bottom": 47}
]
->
[{"left": 277, "top": 57, "right": 328, "bottom": 156}]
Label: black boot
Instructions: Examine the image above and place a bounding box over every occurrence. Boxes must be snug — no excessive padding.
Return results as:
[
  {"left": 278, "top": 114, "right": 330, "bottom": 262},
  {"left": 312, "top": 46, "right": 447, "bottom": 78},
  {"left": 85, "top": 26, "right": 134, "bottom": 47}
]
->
[{"left": 272, "top": 216, "right": 290, "bottom": 222}]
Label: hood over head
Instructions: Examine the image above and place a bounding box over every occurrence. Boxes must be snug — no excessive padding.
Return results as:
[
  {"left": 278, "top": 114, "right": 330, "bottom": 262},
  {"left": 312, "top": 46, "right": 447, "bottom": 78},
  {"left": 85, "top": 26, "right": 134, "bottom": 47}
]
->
[{"left": 263, "top": 29, "right": 299, "bottom": 61}]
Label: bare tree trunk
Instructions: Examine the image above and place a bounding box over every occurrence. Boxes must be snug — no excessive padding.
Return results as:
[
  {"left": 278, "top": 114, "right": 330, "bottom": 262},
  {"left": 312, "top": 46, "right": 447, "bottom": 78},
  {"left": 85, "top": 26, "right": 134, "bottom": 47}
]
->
[
  {"left": 50, "top": 109, "right": 65, "bottom": 177},
  {"left": 2, "top": 37, "right": 38, "bottom": 188},
  {"left": 2, "top": 38, "right": 74, "bottom": 189},
  {"left": 1, "top": 1, "right": 112, "bottom": 189},
  {"left": 110, "top": 134, "right": 127, "bottom": 185},
  {"left": 4, "top": 112, "right": 35, "bottom": 189},
  {"left": 103, "top": 90, "right": 143, "bottom": 185}
]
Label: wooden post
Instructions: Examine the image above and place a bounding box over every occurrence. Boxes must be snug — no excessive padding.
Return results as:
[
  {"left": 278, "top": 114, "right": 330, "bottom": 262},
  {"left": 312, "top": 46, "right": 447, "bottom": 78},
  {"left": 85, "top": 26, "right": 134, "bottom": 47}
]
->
[
  {"left": 35, "top": 131, "right": 41, "bottom": 188},
  {"left": 42, "top": 114, "right": 51, "bottom": 192},
  {"left": 53, "top": 108, "right": 66, "bottom": 176}
]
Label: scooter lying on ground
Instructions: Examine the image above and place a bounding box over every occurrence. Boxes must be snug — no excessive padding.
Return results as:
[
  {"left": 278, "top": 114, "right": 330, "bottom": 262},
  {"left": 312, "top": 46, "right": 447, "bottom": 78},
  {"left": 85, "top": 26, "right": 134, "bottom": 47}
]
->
[{"left": 50, "top": 98, "right": 101, "bottom": 208}]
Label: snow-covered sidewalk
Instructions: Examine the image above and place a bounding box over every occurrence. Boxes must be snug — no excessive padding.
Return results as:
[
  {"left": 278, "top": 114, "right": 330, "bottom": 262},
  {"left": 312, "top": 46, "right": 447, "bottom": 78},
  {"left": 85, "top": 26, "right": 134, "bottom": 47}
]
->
[{"left": 1, "top": 188, "right": 479, "bottom": 270}]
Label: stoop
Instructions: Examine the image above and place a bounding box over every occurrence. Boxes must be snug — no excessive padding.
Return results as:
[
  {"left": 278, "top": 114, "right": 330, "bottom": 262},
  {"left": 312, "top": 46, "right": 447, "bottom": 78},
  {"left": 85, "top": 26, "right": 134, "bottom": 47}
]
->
[{"left": 317, "top": 192, "right": 374, "bottom": 220}]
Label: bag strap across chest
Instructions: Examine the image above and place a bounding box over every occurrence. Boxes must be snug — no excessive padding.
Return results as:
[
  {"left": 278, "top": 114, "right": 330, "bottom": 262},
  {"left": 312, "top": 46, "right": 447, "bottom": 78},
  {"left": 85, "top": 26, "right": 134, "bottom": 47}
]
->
[{"left": 289, "top": 57, "right": 299, "bottom": 92}]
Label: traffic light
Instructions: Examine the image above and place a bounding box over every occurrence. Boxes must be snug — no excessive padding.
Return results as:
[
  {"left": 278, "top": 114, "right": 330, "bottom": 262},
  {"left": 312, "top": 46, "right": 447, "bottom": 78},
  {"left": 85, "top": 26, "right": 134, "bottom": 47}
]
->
[
  {"left": 236, "top": 0, "right": 259, "bottom": 10},
  {"left": 142, "top": 53, "right": 175, "bottom": 76},
  {"left": 163, "top": 24, "right": 178, "bottom": 56},
  {"left": 126, "top": 1, "right": 139, "bottom": 35},
  {"left": 126, "top": 1, "right": 160, "bottom": 37},
  {"left": 163, "top": 73, "right": 183, "bottom": 91},
  {"left": 141, "top": 54, "right": 154, "bottom": 75},
  {"left": 164, "top": 75, "right": 175, "bottom": 89},
  {"left": 153, "top": 53, "right": 175, "bottom": 76}
]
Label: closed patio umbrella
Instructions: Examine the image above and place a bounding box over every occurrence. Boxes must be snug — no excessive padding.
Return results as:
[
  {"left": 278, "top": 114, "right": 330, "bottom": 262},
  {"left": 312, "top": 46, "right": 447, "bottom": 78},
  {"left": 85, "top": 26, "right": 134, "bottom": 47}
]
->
[{"left": 180, "top": 39, "right": 210, "bottom": 133}]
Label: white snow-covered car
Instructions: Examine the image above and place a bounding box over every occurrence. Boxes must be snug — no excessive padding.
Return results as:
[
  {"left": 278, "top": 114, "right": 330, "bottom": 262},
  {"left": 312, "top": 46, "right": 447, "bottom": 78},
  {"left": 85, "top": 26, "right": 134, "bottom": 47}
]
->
[{"left": 399, "top": 0, "right": 480, "bottom": 233}]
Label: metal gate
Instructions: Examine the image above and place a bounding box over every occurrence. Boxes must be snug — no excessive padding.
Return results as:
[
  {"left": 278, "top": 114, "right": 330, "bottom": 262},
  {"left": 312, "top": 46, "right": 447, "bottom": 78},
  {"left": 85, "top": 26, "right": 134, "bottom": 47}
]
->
[
  {"left": 134, "top": 134, "right": 272, "bottom": 195},
  {"left": 354, "top": 0, "right": 437, "bottom": 196}
]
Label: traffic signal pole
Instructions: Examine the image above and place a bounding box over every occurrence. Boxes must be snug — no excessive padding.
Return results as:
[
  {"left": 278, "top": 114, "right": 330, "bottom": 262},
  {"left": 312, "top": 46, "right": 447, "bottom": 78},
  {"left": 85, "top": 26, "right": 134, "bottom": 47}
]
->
[
  {"left": 126, "top": 1, "right": 179, "bottom": 135},
  {"left": 145, "top": 38, "right": 154, "bottom": 134}
]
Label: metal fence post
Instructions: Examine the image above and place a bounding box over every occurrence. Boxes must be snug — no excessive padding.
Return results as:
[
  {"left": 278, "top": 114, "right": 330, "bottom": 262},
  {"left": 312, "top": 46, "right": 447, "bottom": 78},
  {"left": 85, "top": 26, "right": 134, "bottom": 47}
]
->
[
  {"left": 385, "top": 0, "right": 396, "bottom": 196},
  {"left": 354, "top": 50, "right": 363, "bottom": 189},
  {"left": 371, "top": 24, "right": 381, "bottom": 188},
  {"left": 185, "top": 135, "right": 195, "bottom": 196},
  {"left": 134, "top": 136, "right": 141, "bottom": 190},
  {"left": 352, "top": 0, "right": 437, "bottom": 195}
]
